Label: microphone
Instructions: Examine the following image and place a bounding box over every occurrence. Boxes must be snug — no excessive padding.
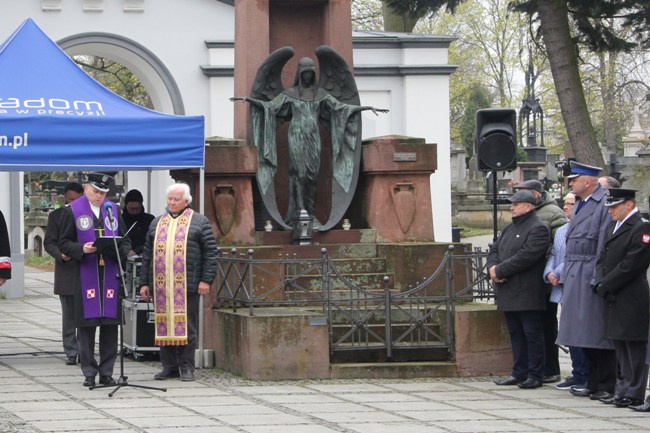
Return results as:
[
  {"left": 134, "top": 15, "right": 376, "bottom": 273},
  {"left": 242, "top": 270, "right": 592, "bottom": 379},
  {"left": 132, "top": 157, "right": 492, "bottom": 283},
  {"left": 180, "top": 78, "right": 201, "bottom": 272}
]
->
[{"left": 103, "top": 201, "right": 115, "bottom": 223}]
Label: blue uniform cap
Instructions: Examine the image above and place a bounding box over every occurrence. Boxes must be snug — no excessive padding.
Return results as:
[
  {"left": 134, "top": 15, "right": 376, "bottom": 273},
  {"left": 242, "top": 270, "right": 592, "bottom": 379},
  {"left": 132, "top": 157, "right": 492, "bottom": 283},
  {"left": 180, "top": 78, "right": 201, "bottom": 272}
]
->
[{"left": 567, "top": 161, "right": 602, "bottom": 179}]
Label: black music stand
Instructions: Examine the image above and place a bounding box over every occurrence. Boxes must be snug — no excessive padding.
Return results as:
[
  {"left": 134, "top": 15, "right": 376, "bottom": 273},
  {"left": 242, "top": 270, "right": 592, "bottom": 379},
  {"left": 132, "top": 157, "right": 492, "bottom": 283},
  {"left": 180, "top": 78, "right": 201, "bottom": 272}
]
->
[{"left": 89, "top": 218, "right": 166, "bottom": 397}]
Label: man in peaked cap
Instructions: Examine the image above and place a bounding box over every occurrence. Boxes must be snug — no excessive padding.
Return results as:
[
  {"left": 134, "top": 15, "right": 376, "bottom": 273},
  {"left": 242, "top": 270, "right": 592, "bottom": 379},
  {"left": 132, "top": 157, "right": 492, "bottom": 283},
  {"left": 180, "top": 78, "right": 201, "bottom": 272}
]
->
[
  {"left": 567, "top": 160, "right": 603, "bottom": 179},
  {"left": 58, "top": 172, "right": 131, "bottom": 388},
  {"left": 514, "top": 179, "right": 567, "bottom": 384},
  {"left": 86, "top": 172, "right": 112, "bottom": 193},
  {"left": 591, "top": 188, "right": 650, "bottom": 409},
  {"left": 557, "top": 160, "right": 617, "bottom": 400},
  {"left": 489, "top": 189, "right": 551, "bottom": 389}
]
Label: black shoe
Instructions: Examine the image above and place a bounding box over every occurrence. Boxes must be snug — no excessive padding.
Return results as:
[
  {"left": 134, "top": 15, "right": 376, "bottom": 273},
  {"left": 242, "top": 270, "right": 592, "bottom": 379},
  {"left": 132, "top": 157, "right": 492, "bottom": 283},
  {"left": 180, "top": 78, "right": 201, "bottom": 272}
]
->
[
  {"left": 542, "top": 374, "right": 561, "bottom": 384},
  {"left": 629, "top": 402, "right": 650, "bottom": 412},
  {"left": 99, "top": 376, "right": 116, "bottom": 386},
  {"left": 518, "top": 379, "right": 543, "bottom": 389},
  {"left": 65, "top": 356, "right": 77, "bottom": 366},
  {"left": 600, "top": 395, "right": 621, "bottom": 405},
  {"left": 83, "top": 376, "right": 95, "bottom": 387},
  {"left": 570, "top": 387, "right": 593, "bottom": 397},
  {"left": 494, "top": 376, "right": 524, "bottom": 386},
  {"left": 154, "top": 369, "right": 180, "bottom": 380},
  {"left": 589, "top": 391, "right": 613, "bottom": 400},
  {"left": 614, "top": 397, "right": 643, "bottom": 408},
  {"left": 180, "top": 370, "right": 194, "bottom": 382}
]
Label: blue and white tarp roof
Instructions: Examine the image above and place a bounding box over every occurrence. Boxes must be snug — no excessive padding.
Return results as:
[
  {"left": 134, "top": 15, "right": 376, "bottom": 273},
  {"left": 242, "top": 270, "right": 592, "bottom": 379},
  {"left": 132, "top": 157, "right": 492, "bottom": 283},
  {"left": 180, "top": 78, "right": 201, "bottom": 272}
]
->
[{"left": 0, "top": 18, "right": 205, "bottom": 171}]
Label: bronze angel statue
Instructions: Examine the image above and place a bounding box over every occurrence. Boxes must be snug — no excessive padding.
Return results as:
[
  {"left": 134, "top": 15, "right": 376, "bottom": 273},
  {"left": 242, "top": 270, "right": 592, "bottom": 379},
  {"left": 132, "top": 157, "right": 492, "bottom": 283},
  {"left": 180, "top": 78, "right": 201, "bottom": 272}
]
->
[{"left": 231, "top": 45, "right": 388, "bottom": 231}]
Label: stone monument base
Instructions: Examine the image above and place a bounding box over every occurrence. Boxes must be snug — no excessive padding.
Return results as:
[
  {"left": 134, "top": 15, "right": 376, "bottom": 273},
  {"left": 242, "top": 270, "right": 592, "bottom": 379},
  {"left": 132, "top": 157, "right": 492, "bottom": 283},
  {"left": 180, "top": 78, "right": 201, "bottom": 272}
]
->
[{"left": 212, "top": 304, "right": 512, "bottom": 380}]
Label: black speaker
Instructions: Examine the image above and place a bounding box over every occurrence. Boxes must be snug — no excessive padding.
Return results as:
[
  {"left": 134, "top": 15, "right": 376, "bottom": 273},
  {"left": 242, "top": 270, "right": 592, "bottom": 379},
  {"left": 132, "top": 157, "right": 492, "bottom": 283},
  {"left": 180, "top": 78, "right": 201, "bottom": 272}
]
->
[{"left": 475, "top": 108, "right": 517, "bottom": 172}]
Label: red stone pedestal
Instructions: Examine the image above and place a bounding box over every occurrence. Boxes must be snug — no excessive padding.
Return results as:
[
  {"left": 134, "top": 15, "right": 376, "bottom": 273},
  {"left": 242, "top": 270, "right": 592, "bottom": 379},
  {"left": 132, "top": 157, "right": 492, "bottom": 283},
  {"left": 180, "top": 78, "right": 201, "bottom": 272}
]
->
[
  {"left": 361, "top": 136, "right": 437, "bottom": 242},
  {"left": 171, "top": 137, "right": 257, "bottom": 245}
]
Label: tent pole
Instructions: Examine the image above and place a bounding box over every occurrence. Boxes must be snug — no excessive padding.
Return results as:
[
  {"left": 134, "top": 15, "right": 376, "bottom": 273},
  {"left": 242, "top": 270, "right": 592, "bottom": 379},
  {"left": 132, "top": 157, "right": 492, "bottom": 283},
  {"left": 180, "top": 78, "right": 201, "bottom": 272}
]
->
[
  {"left": 146, "top": 170, "right": 152, "bottom": 212},
  {"left": 198, "top": 167, "right": 205, "bottom": 369}
]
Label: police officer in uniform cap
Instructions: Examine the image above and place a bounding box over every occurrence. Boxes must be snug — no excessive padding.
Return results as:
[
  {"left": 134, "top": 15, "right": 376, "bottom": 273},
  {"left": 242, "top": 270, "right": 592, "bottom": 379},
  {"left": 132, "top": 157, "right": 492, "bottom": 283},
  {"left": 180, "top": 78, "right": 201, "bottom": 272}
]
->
[
  {"left": 592, "top": 188, "right": 650, "bottom": 409},
  {"left": 557, "top": 160, "right": 617, "bottom": 400},
  {"left": 59, "top": 172, "right": 131, "bottom": 388}
]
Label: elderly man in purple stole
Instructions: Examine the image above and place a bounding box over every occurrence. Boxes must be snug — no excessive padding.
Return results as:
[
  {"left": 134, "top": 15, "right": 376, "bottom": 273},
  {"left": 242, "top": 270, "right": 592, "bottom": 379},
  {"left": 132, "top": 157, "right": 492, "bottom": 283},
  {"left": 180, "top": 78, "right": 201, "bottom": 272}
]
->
[
  {"left": 59, "top": 173, "right": 131, "bottom": 388},
  {"left": 139, "top": 182, "right": 217, "bottom": 382}
]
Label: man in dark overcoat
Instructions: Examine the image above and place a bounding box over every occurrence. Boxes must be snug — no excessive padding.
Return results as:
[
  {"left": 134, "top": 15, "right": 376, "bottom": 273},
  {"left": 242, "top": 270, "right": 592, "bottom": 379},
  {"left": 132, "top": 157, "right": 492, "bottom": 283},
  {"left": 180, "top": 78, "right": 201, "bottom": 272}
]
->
[
  {"left": 515, "top": 179, "right": 567, "bottom": 384},
  {"left": 556, "top": 161, "right": 615, "bottom": 400},
  {"left": 59, "top": 173, "right": 131, "bottom": 388},
  {"left": 44, "top": 182, "right": 84, "bottom": 365},
  {"left": 593, "top": 189, "right": 650, "bottom": 408},
  {"left": 489, "top": 190, "right": 550, "bottom": 389}
]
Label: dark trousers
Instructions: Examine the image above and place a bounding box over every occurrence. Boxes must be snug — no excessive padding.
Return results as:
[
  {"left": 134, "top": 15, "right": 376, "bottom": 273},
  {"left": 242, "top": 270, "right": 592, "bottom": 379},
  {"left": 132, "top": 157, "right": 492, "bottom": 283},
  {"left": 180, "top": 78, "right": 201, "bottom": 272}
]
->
[
  {"left": 159, "top": 292, "right": 199, "bottom": 373},
  {"left": 59, "top": 295, "right": 78, "bottom": 358},
  {"left": 569, "top": 346, "right": 590, "bottom": 384},
  {"left": 541, "top": 296, "right": 559, "bottom": 376},
  {"left": 504, "top": 310, "right": 545, "bottom": 382},
  {"left": 77, "top": 325, "right": 118, "bottom": 378},
  {"left": 613, "top": 340, "right": 648, "bottom": 400},
  {"left": 583, "top": 347, "right": 617, "bottom": 393}
]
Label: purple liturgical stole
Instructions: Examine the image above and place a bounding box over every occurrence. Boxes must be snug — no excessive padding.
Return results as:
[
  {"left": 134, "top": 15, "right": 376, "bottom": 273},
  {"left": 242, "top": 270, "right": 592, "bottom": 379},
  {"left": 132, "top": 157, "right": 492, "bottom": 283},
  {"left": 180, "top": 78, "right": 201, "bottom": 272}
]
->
[{"left": 70, "top": 197, "right": 120, "bottom": 320}]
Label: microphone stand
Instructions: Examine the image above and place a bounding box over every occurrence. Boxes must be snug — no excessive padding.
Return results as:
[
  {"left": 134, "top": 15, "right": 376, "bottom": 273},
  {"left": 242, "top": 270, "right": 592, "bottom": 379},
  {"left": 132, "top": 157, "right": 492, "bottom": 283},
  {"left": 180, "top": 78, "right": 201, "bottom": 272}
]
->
[{"left": 90, "top": 204, "right": 167, "bottom": 397}]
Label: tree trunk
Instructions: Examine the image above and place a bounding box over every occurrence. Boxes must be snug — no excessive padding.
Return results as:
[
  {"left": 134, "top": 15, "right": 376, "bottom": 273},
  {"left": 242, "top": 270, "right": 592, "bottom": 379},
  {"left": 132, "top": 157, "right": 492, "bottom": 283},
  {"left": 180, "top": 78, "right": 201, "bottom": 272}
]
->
[
  {"left": 381, "top": 1, "right": 420, "bottom": 33},
  {"left": 599, "top": 50, "right": 618, "bottom": 158},
  {"left": 537, "top": 0, "right": 605, "bottom": 169}
]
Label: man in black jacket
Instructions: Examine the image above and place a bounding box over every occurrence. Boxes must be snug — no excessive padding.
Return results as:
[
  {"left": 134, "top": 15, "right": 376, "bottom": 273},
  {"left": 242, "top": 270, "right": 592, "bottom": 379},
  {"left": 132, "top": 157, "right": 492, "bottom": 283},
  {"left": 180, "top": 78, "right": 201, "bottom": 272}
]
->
[
  {"left": 514, "top": 179, "right": 567, "bottom": 384},
  {"left": 44, "top": 182, "right": 84, "bottom": 365},
  {"left": 122, "top": 189, "right": 154, "bottom": 256},
  {"left": 489, "top": 190, "right": 551, "bottom": 389},
  {"left": 139, "top": 183, "right": 217, "bottom": 382},
  {"left": 593, "top": 188, "right": 650, "bottom": 409}
]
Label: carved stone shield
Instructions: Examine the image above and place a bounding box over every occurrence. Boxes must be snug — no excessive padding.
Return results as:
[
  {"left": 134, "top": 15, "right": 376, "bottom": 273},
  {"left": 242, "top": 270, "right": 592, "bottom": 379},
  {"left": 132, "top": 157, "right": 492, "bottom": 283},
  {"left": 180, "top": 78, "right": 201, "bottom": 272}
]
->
[{"left": 392, "top": 182, "right": 416, "bottom": 234}]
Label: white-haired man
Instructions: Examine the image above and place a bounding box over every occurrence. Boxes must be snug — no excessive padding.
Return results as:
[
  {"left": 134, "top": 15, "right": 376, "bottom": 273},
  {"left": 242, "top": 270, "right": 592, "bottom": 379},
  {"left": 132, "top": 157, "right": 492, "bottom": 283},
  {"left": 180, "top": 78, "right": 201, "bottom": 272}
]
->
[{"left": 139, "top": 183, "right": 217, "bottom": 381}]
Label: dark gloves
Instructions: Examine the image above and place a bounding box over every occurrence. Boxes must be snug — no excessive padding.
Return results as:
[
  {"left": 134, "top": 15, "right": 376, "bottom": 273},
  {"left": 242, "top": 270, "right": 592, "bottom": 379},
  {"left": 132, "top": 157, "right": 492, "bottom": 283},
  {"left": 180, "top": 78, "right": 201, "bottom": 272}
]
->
[{"left": 593, "top": 283, "right": 615, "bottom": 303}]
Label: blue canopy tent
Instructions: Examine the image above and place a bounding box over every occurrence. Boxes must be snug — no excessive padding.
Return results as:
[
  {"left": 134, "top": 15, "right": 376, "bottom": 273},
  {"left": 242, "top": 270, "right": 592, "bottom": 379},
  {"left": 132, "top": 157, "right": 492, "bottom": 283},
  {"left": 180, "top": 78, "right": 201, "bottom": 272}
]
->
[
  {"left": 0, "top": 18, "right": 205, "bottom": 171},
  {"left": 0, "top": 18, "right": 205, "bottom": 298}
]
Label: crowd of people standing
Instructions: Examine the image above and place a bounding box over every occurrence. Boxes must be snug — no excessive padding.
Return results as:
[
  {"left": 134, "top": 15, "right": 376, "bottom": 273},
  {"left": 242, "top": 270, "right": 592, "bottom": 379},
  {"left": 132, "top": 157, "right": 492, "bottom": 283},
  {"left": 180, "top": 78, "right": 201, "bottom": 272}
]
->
[
  {"left": 37, "top": 173, "right": 217, "bottom": 388},
  {"left": 491, "top": 160, "right": 650, "bottom": 412}
]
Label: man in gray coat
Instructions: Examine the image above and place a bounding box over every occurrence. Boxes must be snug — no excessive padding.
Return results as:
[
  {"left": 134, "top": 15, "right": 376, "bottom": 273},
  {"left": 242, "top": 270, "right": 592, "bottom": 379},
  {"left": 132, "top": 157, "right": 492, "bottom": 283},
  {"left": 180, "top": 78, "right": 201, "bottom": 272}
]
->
[
  {"left": 489, "top": 190, "right": 551, "bottom": 389},
  {"left": 44, "top": 182, "right": 84, "bottom": 365},
  {"left": 556, "top": 161, "right": 616, "bottom": 400}
]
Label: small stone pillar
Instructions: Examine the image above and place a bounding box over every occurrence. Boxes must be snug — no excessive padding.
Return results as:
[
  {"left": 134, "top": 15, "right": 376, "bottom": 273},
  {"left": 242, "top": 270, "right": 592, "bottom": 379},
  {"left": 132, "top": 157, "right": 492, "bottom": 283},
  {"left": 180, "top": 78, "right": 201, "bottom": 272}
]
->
[
  {"left": 361, "top": 135, "right": 437, "bottom": 242},
  {"left": 171, "top": 137, "right": 257, "bottom": 245}
]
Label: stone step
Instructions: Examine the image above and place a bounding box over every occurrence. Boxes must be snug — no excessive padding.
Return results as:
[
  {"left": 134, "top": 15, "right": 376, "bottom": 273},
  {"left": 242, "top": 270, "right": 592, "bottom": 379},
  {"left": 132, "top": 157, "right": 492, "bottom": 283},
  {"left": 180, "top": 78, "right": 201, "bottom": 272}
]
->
[
  {"left": 330, "top": 322, "right": 443, "bottom": 341},
  {"left": 224, "top": 242, "right": 382, "bottom": 260},
  {"left": 286, "top": 272, "right": 395, "bottom": 292},
  {"left": 329, "top": 360, "right": 457, "bottom": 379},
  {"left": 329, "top": 257, "right": 387, "bottom": 274}
]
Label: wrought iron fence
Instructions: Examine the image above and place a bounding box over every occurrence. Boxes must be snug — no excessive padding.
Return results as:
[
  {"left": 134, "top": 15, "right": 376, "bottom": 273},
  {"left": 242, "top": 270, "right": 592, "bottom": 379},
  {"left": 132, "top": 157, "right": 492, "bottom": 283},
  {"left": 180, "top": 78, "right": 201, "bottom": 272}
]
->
[{"left": 214, "top": 245, "right": 495, "bottom": 361}]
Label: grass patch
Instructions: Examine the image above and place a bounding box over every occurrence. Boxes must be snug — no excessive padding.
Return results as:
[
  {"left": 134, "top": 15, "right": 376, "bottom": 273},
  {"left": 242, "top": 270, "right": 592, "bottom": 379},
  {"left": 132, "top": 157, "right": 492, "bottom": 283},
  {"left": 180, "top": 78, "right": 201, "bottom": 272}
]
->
[{"left": 25, "top": 255, "right": 55, "bottom": 272}]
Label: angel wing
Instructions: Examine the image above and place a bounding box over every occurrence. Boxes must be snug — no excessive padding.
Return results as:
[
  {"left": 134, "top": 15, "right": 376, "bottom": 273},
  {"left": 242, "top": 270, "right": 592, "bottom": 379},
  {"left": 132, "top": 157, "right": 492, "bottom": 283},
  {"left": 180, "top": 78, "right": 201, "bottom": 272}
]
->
[
  {"left": 315, "top": 46, "right": 363, "bottom": 231},
  {"left": 250, "top": 46, "right": 294, "bottom": 101},
  {"left": 250, "top": 47, "right": 295, "bottom": 230},
  {"left": 315, "top": 45, "right": 360, "bottom": 106}
]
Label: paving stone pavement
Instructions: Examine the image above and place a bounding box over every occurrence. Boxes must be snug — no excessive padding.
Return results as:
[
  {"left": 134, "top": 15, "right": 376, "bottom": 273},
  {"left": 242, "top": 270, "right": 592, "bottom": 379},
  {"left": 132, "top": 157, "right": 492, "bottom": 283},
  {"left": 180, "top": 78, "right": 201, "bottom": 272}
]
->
[{"left": 1, "top": 266, "right": 649, "bottom": 433}]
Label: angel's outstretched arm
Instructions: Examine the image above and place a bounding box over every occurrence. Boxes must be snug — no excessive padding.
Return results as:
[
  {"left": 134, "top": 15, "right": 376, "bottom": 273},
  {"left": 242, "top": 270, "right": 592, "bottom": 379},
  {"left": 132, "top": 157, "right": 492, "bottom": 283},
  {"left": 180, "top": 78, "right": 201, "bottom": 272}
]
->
[
  {"left": 353, "top": 106, "right": 389, "bottom": 116},
  {"left": 230, "top": 96, "right": 264, "bottom": 108}
]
